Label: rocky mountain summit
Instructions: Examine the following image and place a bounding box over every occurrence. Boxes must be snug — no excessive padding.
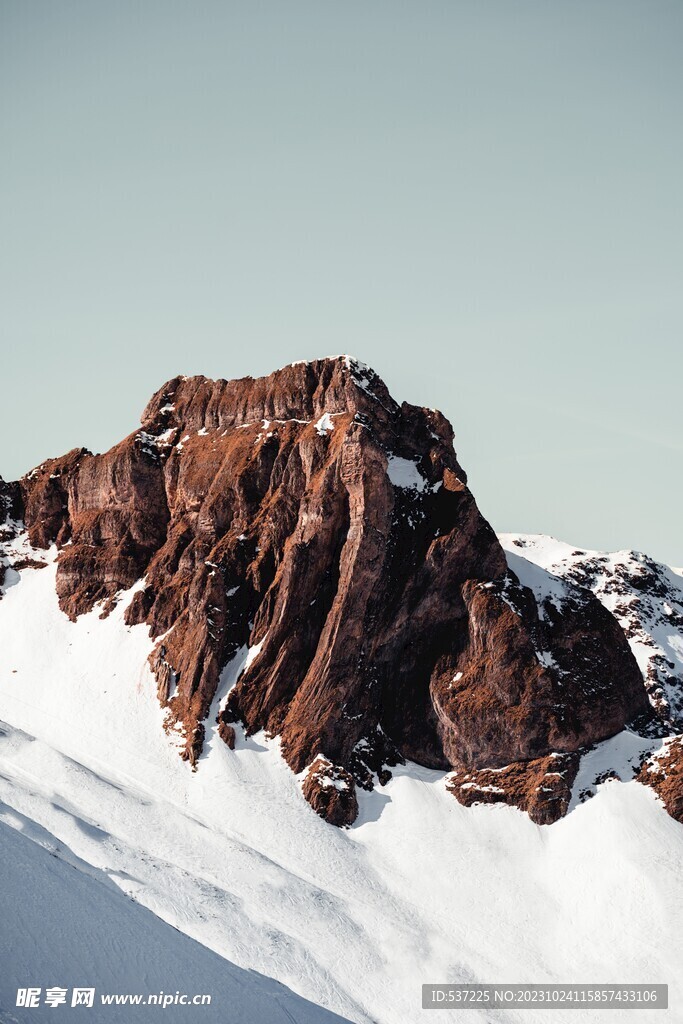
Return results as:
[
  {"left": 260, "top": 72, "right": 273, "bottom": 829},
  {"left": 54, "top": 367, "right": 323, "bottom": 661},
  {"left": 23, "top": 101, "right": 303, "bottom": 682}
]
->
[{"left": 1, "top": 357, "right": 680, "bottom": 827}]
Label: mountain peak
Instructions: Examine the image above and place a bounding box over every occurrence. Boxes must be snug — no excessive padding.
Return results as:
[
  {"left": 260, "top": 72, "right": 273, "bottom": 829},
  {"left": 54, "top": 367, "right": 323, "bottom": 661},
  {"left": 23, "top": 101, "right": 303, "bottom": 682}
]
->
[
  {"left": 2, "top": 356, "right": 656, "bottom": 827},
  {"left": 140, "top": 355, "right": 403, "bottom": 436}
]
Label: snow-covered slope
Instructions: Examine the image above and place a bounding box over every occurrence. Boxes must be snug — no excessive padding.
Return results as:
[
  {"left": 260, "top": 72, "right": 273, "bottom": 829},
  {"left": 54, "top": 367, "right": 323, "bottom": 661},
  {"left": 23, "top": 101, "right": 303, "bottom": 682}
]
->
[
  {"left": 500, "top": 534, "right": 683, "bottom": 729},
  {"left": 0, "top": 819, "right": 351, "bottom": 1024},
  {"left": 1, "top": 541, "right": 682, "bottom": 1023}
]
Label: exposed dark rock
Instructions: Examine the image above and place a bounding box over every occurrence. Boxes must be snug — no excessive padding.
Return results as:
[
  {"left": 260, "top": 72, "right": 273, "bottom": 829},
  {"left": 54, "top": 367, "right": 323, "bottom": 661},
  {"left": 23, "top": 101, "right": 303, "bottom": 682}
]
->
[
  {"left": 302, "top": 756, "right": 358, "bottom": 827},
  {"left": 431, "top": 572, "right": 650, "bottom": 771},
  {"left": 637, "top": 738, "right": 683, "bottom": 822},
  {"left": 448, "top": 752, "right": 580, "bottom": 825},
  {"left": 502, "top": 537, "right": 683, "bottom": 731},
  {"left": 12, "top": 557, "right": 48, "bottom": 571},
  {"left": 217, "top": 718, "right": 236, "bottom": 750}
]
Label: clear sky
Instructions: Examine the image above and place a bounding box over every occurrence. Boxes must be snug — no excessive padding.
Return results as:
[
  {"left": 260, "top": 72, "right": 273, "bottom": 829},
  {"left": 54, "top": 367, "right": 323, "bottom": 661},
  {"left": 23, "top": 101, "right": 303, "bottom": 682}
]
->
[{"left": 1, "top": 1, "right": 681, "bottom": 564}]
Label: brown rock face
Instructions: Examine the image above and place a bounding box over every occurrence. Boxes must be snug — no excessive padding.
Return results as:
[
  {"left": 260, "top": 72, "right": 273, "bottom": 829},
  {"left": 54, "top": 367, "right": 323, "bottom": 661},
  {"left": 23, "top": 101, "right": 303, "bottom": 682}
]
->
[
  {"left": 502, "top": 536, "right": 683, "bottom": 732},
  {"left": 20, "top": 449, "right": 91, "bottom": 551},
  {"left": 302, "top": 757, "right": 358, "bottom": 827},
  {"left": 637, "top": 738, "right": 683, "bottom": 822},
  {"left": 431, "top": 573, "right": 650, "bottom": 769},
  {"left": 448, "top": 753, "right": 580, "bottom": 826},
  {"left": 217, "top": 720, "right": 236, "bottom": 750},
  {"left": 7, "top": 357, "right": 651, "bottom": 823}
]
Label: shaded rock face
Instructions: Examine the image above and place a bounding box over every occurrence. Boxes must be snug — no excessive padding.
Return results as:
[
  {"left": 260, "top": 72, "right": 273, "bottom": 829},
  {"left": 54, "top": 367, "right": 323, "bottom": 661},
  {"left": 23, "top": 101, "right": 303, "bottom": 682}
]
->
[
  {"left": 502, "top": 535, "right": 683, "bottom": 732},
  {"left": 431, "top": 573, "right": 649, "bottom": 770},
  {"left": 0, "top": 476, "right": 23, "bottom": 596},
  {"left": 7, "top": 357, "right": 651, "bottom": 824}
]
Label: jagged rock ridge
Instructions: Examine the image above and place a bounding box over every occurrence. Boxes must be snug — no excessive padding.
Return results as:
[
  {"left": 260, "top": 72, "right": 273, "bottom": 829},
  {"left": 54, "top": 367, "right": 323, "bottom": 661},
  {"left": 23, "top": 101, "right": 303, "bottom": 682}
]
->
[
  {"left": 497, "top": 534, "right": 683, "bottom": 824},
  {"left": 1, "top": 357, "right": 657, "bottom": 825},
  {"left": 501, "top": 534, "right": 683, "bottom": 731}
]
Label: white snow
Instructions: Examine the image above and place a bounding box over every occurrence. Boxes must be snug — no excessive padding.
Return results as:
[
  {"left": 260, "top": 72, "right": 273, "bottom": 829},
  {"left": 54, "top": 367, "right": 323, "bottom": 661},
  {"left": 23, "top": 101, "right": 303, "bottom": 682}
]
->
[
  {"left": 386, "top": 456, "right": 429, "bottom": 493},
  {"left": 0, "top": 819, "right": 349, "bottom": 1023},
  {"left": 385, "top": 456, "right": 442, "bottom": 496},
  {"left": 314, "top": 413, "right": 335, "bottom": 436},
  {"left": 503, "top": 548, "right": 569, "bottom": 620},
  {"left": 459, "top": 782, "right": 505, "bottom": 794},
  {"left": 568, "top": 730, "right": 664, "bottom": 812},
  {"left": 244, "top": 635, "right": 266, "bottom": 671},
  {"left": 0, "top": 542, "right": 682, "bottom": 1024},
  {"left": 318, "top": 776, "right": 349, "bottom": 792}
]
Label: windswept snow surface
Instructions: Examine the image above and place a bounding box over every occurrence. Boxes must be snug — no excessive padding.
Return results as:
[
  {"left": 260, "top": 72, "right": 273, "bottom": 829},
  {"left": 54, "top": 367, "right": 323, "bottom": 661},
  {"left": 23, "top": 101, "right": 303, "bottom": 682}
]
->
[
  {"left": 0, "top": 547, "right": 682, "bottom": 1023},
  {"left": 0, "top": 819, "right": 351, "bottom": 1024}
]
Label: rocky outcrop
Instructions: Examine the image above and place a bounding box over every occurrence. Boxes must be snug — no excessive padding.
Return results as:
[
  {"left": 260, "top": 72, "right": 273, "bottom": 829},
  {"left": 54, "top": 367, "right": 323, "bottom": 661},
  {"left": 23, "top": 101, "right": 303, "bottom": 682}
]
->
[
  {"left": 20, "top": 449, "right": 90, "bottom": 551},
  {"left": 217, "top": 720, "right": 236, "bottom": 750},
  {"left": 448, "top": 752, "right": 579, "bottom": 825},
  {"left": 5, "top": 357, "right": 654, "bottom": 824},
  {"left": 430, "top": 571, "right": 648, "bottom": 770},
  {"left": 0, "top": 475, "right": 24, "bottom": 596},
  {"left": 302, "top": 756, "right": 358, "bottom": 827},
  {"left": 500, "top": 535, "right": 683, "bottom": 731},
  {"left": 637, "top": 738, "right": 683, "bottom": 822},
  {"left": 0, "top": 475, "right": 21, "bottom": 522}
]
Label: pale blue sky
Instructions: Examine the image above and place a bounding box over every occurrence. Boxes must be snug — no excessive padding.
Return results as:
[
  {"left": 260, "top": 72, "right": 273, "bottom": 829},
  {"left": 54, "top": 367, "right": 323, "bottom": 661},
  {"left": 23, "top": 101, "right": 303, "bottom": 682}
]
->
[{"left": 1, "top": 1, "right": 681, "bottom": 563}]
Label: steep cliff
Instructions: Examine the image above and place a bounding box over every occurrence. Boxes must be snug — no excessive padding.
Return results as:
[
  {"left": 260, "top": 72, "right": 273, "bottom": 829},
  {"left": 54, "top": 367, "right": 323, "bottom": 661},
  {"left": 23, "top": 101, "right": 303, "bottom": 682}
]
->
[{"left": 3, "top": 357, "right": 653, "bottom": 825}]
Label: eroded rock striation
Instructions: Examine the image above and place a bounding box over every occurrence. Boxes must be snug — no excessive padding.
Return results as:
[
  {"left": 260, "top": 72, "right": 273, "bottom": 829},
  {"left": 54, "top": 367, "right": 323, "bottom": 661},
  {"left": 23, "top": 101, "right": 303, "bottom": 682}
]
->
[
  {"left": 447, "top": 752, "right": 580, "bottom": 826},
  {"left": 4, "top": 357, "right": 655, "bottom": 825}
]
